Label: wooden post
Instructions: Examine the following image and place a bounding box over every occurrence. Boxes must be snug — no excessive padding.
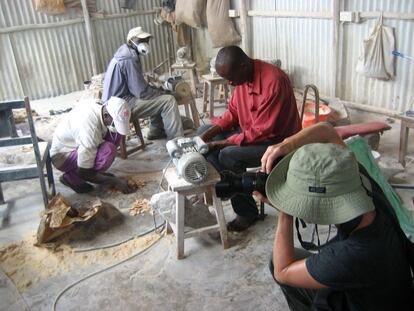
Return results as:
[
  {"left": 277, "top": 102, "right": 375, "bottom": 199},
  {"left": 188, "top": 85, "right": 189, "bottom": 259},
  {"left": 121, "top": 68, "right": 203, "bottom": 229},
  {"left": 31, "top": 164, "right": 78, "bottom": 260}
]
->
[
  {"left": 80, "top": 0, "right": 98, "bottom": 75},
  {"left": 332, "top": 0, "right": 340, "bottom": 98},
  {"left": 239, "top": 0, "right": 250, "bottom": 56}
]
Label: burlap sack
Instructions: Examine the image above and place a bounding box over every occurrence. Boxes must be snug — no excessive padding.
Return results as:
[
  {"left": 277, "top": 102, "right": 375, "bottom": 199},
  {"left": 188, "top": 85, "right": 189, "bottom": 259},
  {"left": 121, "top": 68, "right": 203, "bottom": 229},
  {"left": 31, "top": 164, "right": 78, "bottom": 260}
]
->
[
  {"left": 34, "top": 0, "right": 66, "bottom": 14},
  {"left": 175, "top": 0, "right": 206, "bottom": 28},
  {"left": 206, "top": 0, "right": 241, "bottom": 48}
]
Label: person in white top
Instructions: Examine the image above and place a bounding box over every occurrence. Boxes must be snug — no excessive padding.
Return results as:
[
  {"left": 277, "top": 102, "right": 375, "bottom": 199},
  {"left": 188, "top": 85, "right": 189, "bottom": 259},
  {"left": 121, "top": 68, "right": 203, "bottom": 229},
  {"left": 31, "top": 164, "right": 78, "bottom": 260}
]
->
[{"left": 50, "top": 97, "right": 135, "bottom": 194}]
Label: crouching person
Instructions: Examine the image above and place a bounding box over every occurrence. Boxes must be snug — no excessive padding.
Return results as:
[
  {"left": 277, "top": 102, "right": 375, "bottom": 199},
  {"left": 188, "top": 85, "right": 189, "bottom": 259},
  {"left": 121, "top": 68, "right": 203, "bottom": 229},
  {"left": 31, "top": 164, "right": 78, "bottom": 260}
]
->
[
  {"left": 259, "top": 125, "right": 413, "bottom": 311},
  {"left": 50, "top": 97, "right": 135, "bottom": 194}
]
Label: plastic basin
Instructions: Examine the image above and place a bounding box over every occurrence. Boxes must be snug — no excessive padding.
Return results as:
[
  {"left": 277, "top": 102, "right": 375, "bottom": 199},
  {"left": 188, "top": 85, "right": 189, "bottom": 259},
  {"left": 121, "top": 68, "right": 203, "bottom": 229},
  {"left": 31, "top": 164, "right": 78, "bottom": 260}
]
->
[{"left": 302, "top": 102, "right": 331, "bottom": 128}]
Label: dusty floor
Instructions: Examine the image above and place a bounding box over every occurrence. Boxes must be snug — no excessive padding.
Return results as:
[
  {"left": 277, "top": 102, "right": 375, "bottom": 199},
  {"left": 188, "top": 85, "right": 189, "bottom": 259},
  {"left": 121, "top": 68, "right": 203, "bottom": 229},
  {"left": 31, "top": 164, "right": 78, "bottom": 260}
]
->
[{"left": 1, "top": 89, "right": 413, "bottom": 311}]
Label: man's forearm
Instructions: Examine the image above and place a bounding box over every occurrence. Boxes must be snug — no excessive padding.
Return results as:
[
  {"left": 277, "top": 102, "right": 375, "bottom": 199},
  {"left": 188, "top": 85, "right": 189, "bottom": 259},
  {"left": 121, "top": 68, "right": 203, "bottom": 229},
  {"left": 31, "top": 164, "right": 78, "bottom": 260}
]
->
[
  {"left": 283, "top": 122, "right": 346, "bottom": 153},
  {"left": 262, "top": 122, "right": 346, "bottom": 173},
  {"left": 200, "top": 125, "right": 223, "bottom": 142},
  {"left": 273, "top": 212, "right": 295, "bottom": 281}
]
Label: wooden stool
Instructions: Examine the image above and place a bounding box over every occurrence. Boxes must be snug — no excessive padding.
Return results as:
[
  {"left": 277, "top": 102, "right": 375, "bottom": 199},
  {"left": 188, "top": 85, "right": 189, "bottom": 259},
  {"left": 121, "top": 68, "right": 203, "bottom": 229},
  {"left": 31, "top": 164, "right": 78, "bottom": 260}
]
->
[
  {"left": 399, "top": 118, "right": 414, "bottom": 167},
  {"left": 164, "top": 163, "right": 229, "bottom": 259},
  {"left": 175, "top": 81, "right": 200, "bottom": 128},
  {"left": 171, "top": 62, "right": 199, "bottom": 96},
  {"left": 119, "top": 119, "right": 146, "bottom": 159},
  {"left": 201, "top": 74, "right": 229, "bottom": 118}
]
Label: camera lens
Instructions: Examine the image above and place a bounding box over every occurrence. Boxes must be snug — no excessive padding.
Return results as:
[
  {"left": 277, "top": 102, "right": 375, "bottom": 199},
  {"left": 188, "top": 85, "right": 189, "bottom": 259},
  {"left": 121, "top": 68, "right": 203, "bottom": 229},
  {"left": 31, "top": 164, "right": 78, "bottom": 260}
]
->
[{"left": 215, "top": 171, "right": 268, "bottom": 199}]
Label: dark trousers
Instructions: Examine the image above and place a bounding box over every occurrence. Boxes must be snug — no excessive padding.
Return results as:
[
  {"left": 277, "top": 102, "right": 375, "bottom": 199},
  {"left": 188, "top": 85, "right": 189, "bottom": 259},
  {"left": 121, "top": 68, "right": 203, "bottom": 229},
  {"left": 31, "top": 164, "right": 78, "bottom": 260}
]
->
[
  {"left": 269, "top": 248, "right": 317, "bottom": 311},
  {"left": 197, "top": 125, "right": 280, "bottom": 219}
]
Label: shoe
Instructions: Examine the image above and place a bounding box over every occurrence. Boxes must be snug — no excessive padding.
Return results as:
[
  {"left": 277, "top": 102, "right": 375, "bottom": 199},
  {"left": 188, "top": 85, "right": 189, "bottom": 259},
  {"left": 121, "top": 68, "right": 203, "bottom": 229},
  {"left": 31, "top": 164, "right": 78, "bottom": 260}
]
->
[
  {"left": 227, "top": 215, "right": 258, "bottom": 232},
  {"left": 146, "top": 128, "right": 167, "bottom": 140},
  {"left": 59, "top": 175, "right": 94, "bottom": 194},
  {"left": 181, "top": 115, "right": 194, "bottom": 130}
]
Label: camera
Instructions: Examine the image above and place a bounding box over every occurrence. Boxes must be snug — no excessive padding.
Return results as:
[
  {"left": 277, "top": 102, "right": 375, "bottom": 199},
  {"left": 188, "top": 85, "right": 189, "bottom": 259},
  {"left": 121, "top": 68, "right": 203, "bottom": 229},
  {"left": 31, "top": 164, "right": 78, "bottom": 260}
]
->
[{"left": 215, "top": 170, "right": 268, "bottom": 199}]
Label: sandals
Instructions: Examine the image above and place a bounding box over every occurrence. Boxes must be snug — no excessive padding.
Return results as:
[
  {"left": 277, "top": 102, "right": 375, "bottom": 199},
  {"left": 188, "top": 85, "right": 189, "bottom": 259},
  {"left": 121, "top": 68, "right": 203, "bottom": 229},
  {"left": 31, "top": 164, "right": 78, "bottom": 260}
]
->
[
  {"left": 59, "top": 175, "right": 94, "bottom": 194},
  {"left": 227, "top": 215, "right": 258, "bottom": 232}
]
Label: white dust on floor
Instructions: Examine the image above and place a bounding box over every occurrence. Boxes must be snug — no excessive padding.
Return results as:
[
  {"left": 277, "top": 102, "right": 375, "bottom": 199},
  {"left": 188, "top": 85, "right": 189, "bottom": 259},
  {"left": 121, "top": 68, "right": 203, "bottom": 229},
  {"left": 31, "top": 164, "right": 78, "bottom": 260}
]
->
[{"left": 0, "top": 232, "right": 160, "bottom": 291}]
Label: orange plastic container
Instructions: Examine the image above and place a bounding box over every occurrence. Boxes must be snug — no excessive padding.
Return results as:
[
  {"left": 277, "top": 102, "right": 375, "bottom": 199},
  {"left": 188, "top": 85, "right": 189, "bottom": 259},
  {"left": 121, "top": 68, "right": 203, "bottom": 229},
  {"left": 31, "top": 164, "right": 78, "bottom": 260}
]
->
[{"left": 302, "top": 102, "right": 331, "bottom": 128}]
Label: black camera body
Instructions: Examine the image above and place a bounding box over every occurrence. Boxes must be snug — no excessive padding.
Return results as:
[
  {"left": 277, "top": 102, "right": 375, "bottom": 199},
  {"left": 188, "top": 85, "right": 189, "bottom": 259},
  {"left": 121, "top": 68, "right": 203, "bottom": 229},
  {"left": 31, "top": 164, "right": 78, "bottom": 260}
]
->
[{"left": 215, "top": 170, "right": 268, "bottom": 199}]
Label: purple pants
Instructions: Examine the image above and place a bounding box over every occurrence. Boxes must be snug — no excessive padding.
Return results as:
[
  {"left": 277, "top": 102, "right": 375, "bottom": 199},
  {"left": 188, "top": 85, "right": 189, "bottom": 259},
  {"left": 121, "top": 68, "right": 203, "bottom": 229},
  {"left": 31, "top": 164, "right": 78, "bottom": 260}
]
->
[{"left": 58, "top": 132, "right": 122, "bottom": 186}]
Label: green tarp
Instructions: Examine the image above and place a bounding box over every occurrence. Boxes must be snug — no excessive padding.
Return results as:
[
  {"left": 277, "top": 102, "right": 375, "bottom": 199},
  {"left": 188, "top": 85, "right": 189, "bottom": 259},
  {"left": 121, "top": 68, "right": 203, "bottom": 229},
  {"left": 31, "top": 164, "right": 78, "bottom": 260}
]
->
[{"left": 346, "top": 136, "right": 414, "bottom": 241}]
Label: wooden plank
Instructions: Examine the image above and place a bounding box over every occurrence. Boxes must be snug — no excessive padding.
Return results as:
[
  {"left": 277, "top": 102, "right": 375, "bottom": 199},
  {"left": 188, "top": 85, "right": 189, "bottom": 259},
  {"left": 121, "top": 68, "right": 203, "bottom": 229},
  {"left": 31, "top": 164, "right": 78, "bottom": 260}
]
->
[
  {"left": 80, "top": 0, "right": 98, "bottom": 76},
  {"left": 164, "top": 163, "right": 221, "bottom": 192},
  {"left": 0, "top": 100, "right": 25, "bottom": 110},
  {"left": 331, "top": 0, "right": 340, "bottom": 98},
  {"left": 239, "top": 0, "right": 250, "bottom": 56},
  {"left": 212, "top": 188, "right": 229, "bottom": 249},
  {"left": 247, "top": 10, "right": 332, "bottom": 19},
  {"left": 341, "top": 100, "right": 414, "bottom": 123},
  {"left": 184, "top": 224, "right": 220, "bottom": 239},
  {"left": 0, "top": 166, "right": 39, "bottom": 181},
  {"left": 0, "top": 11, "right": 157, "bottom": 35},
  {"left": 0, "top": 136, "right": 32, "bottom": 147}
]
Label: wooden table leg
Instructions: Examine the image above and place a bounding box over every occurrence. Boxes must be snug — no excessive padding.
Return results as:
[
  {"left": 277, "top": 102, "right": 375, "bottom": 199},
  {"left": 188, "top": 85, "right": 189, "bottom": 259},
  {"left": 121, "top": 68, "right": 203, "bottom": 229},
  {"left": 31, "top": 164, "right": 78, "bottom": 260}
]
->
[
  {"left": 209, "top": 81, "right": 215, "bottom": 118},
  {"left": 119, "top": 136, "right": 127, "bottom": 159},
  {"left": 211, "top": 187, "right": 229, "bottom": 249},
  {"left": 223, "top": 83, "right": 229, "bottom": 107},
  {"left": 188, "top": 97, "right": 200, "bottom": 128},
  {"left": 189, "top": 68, "right": 199, "bottom": 96},
  {"left": 175, "top": 192, "right": 185, "bottom": 259},
  {"left": 399, "top": 121, "right": 409, "bottom": 167},
  {"left": 202, "top": 82, "right": 208, "bottom": 113}
]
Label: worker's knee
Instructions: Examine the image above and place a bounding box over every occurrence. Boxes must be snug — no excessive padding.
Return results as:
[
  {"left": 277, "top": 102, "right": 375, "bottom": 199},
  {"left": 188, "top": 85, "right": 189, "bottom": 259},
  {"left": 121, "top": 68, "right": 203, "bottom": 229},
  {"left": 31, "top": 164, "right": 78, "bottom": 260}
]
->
[
  {"left": 95, "top": 142, "right": 117, "bottom": 171},
  {"left": 161, "top": 94, "right": 178, "bottom": 109},
  {"left": 218, "top": 148, "right": 242, "bottom": 172}
]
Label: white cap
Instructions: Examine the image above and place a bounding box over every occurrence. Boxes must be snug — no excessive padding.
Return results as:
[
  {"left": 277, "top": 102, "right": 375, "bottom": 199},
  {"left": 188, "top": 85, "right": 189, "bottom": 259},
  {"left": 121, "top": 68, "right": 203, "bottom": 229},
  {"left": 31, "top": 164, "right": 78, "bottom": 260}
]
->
[
  {"left": 127, "top": 27, "right": 152, "bottom": 42},
  {"left": 106, "top": 97, "right": 131, "bottom": 135}
]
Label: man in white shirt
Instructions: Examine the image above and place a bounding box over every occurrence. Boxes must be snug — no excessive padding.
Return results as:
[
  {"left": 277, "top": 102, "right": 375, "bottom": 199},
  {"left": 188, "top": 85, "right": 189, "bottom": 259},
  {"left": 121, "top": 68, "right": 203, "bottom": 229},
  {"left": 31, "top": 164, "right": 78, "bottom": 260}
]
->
[{"left": 50, "top": 97, "right": 135, "bottom": 194}]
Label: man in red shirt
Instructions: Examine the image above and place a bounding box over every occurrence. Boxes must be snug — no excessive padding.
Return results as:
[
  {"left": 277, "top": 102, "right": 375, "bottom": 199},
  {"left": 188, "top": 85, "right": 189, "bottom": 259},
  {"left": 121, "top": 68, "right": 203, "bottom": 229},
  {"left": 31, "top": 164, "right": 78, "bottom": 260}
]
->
[{"left": 199, "top": 45, "right": 301, "bottom": 231}]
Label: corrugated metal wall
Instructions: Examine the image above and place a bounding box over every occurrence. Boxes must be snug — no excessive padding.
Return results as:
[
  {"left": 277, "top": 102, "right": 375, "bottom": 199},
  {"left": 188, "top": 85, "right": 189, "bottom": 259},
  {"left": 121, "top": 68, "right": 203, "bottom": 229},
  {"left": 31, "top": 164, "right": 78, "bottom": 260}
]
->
[
  {"left": 0, "top": 0, "right": 172, "bottom": 101},
  {"left": 250, "top": 0, "right": 333, "bottom": 95},
  {"left": 342, "top": 0, "right": 414, "bottom": 112},
  {"left": 192, "top": 0, "right": 414, "bottom": 113}
]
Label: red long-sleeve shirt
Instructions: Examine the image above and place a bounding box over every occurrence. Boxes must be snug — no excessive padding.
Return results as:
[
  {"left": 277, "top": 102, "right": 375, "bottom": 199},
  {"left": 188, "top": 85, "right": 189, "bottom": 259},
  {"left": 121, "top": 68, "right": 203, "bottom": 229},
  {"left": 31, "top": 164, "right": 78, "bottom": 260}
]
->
[{"left": 212, "top": 60, "right": 302, "bottom": 145}]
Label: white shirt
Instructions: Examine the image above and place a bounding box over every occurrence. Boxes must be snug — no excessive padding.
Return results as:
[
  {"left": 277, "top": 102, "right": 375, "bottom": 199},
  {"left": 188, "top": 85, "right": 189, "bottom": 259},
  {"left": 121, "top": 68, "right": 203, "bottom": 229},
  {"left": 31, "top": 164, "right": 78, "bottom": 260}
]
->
[{"left": 50, "top": 101, "right": 108, "bottom": 169}]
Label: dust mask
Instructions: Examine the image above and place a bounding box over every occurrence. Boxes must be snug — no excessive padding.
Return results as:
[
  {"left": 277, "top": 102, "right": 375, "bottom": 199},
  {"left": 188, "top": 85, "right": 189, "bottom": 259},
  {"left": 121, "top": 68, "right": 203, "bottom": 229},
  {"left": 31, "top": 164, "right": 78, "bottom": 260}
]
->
[
  {"left": 107, "top": 120, "right": 117, "bottom": 133},
  {"left": 133, "top": 42, "right": 150, "bottom": 56}
]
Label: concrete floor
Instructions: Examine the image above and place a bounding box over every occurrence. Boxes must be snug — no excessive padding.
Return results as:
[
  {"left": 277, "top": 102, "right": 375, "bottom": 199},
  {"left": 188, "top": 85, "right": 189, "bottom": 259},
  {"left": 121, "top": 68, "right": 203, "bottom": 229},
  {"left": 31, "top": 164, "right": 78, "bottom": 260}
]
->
[{"left": 1, "top": 90, "right": 413, "bottom": 311}]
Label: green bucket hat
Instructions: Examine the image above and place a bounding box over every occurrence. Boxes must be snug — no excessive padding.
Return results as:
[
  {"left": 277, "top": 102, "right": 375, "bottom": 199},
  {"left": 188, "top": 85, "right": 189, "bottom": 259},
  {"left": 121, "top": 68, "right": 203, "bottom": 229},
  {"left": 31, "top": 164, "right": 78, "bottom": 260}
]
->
[{"left": 265, "top": 143, "right": 375, "bottom": 225}]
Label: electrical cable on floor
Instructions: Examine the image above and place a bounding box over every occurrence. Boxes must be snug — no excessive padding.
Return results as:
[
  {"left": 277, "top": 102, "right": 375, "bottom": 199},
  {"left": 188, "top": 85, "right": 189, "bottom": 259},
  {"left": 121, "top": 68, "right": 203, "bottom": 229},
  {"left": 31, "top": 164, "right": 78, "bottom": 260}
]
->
[
  {"left": 53, "top": 227, "right": 165, "bottom": 311},
  {"left": 74, "top": 158, "right": 173, "bottom": 253},
  {"left": 73, "top": 222, "right": 165, "bottom": 253},
  {"left": 0, "top": 267, "right": 31, "bottom": 311}
]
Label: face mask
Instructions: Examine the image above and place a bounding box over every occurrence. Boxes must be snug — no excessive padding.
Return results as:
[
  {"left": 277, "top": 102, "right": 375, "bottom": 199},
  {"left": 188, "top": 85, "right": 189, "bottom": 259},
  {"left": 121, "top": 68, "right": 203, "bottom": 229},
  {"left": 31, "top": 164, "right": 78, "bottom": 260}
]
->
[
  {"left": 132, "top": 42, "right": 150, "bottom": 55},
  {"left": 107, "top": 120, "right": 117, "bottom": 133}
]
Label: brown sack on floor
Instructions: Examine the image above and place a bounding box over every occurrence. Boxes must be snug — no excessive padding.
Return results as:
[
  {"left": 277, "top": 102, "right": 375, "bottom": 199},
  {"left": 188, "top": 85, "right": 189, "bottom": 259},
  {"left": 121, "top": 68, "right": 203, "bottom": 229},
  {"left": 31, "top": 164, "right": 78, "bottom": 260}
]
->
[
  {"left": 206, "top": 0, "right": 241, "bottom": 48},
  {"left": 34, "top": 0, "right": 66, "bottom": 15},
  {"left": 175, "top": 0, "right": 206, "bottom": 28},
  {"left": 36, "top": 194, "right": 122, "bottom": 245}
]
